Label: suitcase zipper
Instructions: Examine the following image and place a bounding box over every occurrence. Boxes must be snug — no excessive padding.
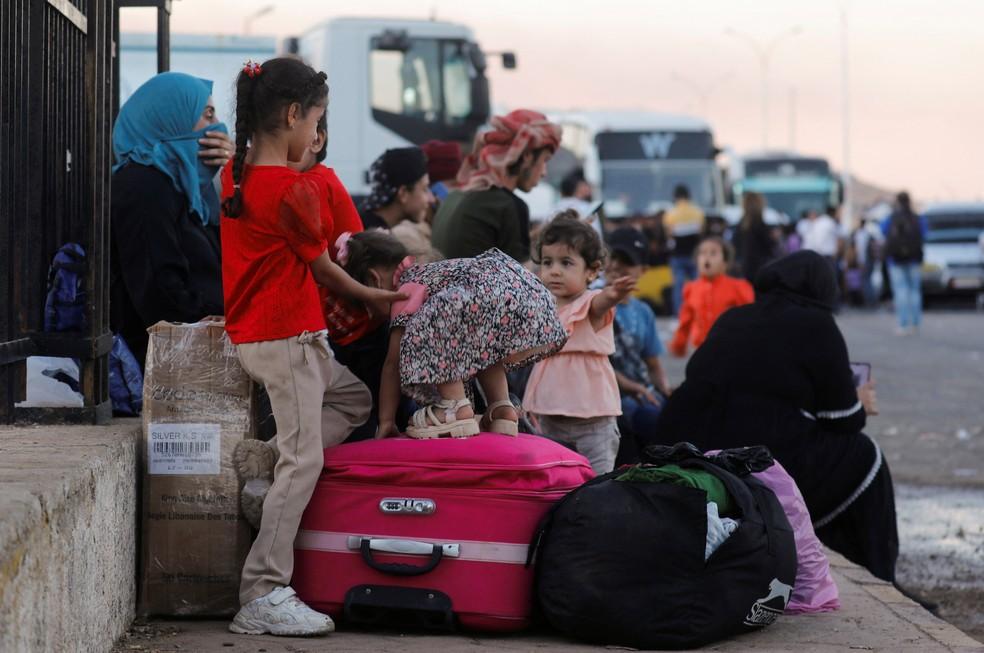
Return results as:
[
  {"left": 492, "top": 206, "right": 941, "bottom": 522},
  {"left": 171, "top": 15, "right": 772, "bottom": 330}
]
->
[{"left": 316, "top": 479, "right": 578, "bottom": 500}]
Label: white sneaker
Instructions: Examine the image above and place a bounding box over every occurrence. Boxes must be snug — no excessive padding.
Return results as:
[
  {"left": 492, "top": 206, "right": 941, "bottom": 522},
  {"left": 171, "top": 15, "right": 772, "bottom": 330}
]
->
[{"left": 229, "top": 586, "right": 334, "bottom": 636}]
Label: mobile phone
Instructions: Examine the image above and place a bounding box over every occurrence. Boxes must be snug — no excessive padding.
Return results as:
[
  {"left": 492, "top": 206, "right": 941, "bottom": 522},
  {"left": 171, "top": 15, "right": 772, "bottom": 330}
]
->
[{"left": 850, "top": 362, "right": 871, "bottom": 387}]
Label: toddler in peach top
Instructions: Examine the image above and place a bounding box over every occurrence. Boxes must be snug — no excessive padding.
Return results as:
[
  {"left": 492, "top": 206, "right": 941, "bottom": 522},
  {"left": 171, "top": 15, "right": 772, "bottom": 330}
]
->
[{"left": 524, "top": 212, "right": 636, "bottom": 473}]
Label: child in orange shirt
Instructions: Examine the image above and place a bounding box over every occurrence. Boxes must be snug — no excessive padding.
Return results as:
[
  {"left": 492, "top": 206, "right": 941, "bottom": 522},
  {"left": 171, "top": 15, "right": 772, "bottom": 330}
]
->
[{"left": 670, "top": 236, "right": 754, "bottom": 356}]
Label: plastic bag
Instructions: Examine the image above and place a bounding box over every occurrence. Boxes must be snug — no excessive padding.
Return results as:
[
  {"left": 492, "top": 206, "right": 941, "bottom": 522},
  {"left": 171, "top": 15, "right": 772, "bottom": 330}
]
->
[{"left": 752, "top": 460, "right": 840, "bottom": 613}]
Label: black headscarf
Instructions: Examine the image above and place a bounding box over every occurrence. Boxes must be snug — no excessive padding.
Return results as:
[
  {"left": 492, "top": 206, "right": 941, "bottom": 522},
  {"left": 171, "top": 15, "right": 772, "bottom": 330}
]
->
[
  {"left": 363, "top": 147, "right": 428, "bottom": 211},
  {"left": 753, "top": 250, "right": 838, "bottom": 311}
]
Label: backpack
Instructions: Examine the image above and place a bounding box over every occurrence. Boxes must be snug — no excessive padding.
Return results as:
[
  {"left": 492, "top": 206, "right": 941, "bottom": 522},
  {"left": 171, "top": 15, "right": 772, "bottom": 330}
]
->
[
  {"left": 532, "top": 443, "right": 797, "bottom": 650},
  {"left": 884, "top": 212, "right": 923, "bottom": 262},
  {"left": 44, "top": 243, "right": 87, "bottom": 332},
  {"left": 108, "top": 335, "right": 143, "bottom": 416},
  {"left": 43, "top": 243, "right": 144, "bottom": 415}
]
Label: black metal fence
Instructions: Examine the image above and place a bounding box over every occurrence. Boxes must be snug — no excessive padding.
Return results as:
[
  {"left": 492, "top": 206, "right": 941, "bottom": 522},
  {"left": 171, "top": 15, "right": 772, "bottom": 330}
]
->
[{"left": 0, "top": 0, "right": 115, "bottom": 423}]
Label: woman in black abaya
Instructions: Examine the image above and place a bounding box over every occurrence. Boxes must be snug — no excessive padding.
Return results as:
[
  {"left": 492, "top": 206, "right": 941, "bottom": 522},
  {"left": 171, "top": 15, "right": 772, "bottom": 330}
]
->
[{"left": 642, "top": 250, "right": 898, "bottom": 582}]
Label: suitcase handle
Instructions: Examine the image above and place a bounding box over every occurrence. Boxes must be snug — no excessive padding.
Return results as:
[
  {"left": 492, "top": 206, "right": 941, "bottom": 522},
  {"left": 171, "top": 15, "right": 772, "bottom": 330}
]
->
[{"left": 358, "top": 537, "right": 451, "bottom": 576}]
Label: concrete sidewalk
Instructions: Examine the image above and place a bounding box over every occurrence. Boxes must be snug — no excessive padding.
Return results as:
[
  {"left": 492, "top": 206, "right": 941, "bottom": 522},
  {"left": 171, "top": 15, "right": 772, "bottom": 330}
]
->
[
  {"left": 115, "top": 555, "right": 984, "bottom": 652},
  {"left": 0, "top": 421, "right": 980, "bottom": 653}
]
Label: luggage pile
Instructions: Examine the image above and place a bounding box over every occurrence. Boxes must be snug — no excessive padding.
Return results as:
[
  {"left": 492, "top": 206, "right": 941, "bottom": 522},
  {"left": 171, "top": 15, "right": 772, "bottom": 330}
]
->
[{"left": 279, "top": 437, "right": 836, "bottom": 648}]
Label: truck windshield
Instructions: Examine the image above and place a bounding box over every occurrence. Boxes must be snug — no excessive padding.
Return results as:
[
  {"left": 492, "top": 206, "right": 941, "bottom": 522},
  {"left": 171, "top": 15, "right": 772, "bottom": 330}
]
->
[
  {"left": 370, "top": 38, "right": 474, "bottom": 127},
  {"left": 601, "top": 161, "right": 716, "bottom": 216},
  {"left": 925, "top": 212, "right": 984, "bottom": 243}
]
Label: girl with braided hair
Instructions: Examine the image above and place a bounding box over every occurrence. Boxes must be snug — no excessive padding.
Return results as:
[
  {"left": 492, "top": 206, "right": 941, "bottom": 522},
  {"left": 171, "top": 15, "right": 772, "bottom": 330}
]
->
[{"left": 219, "top": 57, "right": 405, "bottom": 637}]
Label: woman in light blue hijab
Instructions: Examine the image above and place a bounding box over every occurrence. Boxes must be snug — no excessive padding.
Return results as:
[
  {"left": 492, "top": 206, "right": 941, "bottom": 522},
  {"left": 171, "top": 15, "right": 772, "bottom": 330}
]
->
[
  {"left": 113, "top": 71, "right": 232, "bottom": 225},
  {"left": 110, "top": 72, "right": 233, "bottom": 368}
]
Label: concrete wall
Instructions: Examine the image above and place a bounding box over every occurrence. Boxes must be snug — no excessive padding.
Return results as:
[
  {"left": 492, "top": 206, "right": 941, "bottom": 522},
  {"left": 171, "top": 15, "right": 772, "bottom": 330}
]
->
[{"left": 0, "top": 421, "right": 139, "bottom": 653}]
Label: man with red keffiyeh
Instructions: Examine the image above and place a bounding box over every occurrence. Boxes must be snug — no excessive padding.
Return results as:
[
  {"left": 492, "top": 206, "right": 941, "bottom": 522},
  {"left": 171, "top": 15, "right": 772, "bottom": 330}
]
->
[{"left": 431, "top": 109, "right": 561, "bottom": 264}]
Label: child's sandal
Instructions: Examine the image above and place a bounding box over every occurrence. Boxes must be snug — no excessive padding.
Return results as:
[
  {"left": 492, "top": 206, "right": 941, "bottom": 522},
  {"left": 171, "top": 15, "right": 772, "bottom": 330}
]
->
[
  {"left": 479, "top": 399, "right": 520, "bottom": 436},
  {"left": 407, "top": 398, "right": 480, "bottom": 439}
]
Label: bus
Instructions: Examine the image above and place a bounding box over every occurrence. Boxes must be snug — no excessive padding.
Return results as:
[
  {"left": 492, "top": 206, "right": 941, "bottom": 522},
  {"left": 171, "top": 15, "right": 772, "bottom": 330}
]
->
[
  {"left": 544, "top": 111, "right": 726, "bottom": 220},
  {"left": 729, "top": 152, "right": 842, "bottom": 223}
]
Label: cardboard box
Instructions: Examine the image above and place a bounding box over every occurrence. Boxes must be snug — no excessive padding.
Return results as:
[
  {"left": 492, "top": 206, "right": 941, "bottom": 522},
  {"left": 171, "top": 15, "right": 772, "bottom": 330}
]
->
[{"left": 138, "top": 318, "right": 255, "bottom": 616}]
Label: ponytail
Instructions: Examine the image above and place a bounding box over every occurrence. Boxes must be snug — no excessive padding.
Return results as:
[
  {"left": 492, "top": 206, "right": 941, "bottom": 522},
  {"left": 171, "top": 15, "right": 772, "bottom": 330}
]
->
[{"left": 222, "top": 71, "right": 255, "bottom": 218}]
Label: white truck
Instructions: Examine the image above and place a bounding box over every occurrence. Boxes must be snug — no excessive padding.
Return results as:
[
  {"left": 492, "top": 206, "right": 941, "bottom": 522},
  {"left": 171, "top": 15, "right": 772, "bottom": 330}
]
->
[
  {"left": 295, "top": 17, "right": 514, "bottom": 199},
  {"left": 525, "top": 110, "right": 726, "bottom": 220}
]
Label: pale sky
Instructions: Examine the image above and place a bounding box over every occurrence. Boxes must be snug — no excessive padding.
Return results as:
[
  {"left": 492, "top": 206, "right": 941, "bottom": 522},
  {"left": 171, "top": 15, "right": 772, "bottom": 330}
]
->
[{"left": 122, "top": 0, "right": 984, "bottom": 203}]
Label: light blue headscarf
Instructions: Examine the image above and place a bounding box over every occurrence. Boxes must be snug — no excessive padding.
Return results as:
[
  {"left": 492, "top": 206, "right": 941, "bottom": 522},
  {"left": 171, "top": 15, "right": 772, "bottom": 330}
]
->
[{"left": 113, "top": 72, "right": 228, "bottom": 225}]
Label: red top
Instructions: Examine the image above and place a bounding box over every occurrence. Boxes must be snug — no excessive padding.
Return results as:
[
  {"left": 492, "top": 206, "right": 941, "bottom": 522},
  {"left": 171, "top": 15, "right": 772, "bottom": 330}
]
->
[
  {"left": 305, "top": 164, "right": 380, "bottom": 346},
  {"left": 670, "top": 274, "right": 754, "bottom": 356},
  {"left": 220, "top": 163, "right": 328, "bottom": 344},
  {"left": 306, "top": 165, "right": 363, "bottom": 255}
]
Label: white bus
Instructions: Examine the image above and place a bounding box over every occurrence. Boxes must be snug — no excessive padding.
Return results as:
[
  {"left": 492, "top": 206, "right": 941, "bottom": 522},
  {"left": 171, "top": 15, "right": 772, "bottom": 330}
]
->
[{"left": 541, "top": 110, "right": 726, "bottom": 220}]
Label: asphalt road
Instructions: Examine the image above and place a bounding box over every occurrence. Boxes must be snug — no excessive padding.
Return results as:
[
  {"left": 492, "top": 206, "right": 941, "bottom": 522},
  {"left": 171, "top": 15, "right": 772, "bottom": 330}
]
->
[{"left": 658, "top": 307, "right": 984, "bottom": 487}]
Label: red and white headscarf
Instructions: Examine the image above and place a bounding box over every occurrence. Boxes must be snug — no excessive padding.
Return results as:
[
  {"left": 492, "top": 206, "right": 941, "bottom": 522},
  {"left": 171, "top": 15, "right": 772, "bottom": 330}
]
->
[{"left": 455, "top": 109, "right": 562, "bottom": 192}]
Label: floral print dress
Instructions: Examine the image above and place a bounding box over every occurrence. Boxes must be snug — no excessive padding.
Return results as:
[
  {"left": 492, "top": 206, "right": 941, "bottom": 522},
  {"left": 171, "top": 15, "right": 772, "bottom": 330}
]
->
[{"left": 391, "top": 248, "right": 567, "bottom": 405}]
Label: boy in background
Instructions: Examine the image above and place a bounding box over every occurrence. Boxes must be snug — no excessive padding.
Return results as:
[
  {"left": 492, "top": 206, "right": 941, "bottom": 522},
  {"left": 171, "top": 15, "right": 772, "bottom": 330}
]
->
[{"left": 605, "top": 227, "right": 671, "bottom": 464}]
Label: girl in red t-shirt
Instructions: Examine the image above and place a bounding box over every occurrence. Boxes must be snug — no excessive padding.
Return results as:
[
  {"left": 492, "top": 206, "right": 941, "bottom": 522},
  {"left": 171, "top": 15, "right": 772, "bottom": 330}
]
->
[
  {"left": 219, "top": 57, "right": 403, "bottom": 638},
  {"left": 289, "top": 117, "right": 404, "bottom": 440}
]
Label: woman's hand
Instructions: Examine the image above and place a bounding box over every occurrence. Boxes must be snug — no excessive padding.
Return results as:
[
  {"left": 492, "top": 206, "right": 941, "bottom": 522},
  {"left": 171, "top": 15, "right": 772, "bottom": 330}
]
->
[
  {"left": 198, "top": 130, "right": 235, "bottom": 168},
  {"left": 858, "top": 379, "right": 879, "bottom": 416},
  {"left": 376, "top": 420, "right": 401, "bottom": 439}
]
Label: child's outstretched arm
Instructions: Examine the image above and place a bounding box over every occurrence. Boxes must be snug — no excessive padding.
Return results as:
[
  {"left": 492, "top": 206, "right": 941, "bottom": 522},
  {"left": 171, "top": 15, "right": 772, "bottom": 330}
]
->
[
  {"left": 589, "top": 275, "right": 636, "bottom": 329},
  {"left": 310, "top": 251, "right": 407, "bottom": 318},
  {"left": 376, "top": 327, "right": 405, "bottom": 438}
]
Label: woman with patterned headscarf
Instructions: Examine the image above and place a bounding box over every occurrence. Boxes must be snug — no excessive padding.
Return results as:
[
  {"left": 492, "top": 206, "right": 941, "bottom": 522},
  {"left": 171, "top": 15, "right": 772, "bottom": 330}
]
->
[
  {"left": 110, "top": 72, "right": 234, "bottom": 368},
  {"left": 359, "top": 146, "right": 434, "bottom": 231},
  {"left": 431, "top": 109, "right": 562, "bottom": 263}
]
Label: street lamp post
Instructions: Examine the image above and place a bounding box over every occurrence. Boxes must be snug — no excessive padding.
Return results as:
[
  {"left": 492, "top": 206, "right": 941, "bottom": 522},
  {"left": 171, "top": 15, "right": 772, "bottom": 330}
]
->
[
  {"left": 243, "top": 5, "right": 274, "bottom": 36},
  {"left": 840, "top": 5, "right": 854, "bottom": 227},
  {"left": 724, "top": 26, "right": 803, "bottom": 150}
]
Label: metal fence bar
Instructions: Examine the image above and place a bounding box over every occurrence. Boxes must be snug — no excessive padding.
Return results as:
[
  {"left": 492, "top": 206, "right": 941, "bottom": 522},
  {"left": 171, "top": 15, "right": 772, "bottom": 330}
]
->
[{"left": 0, "top": 0, "right": 113, "bottom": 424}]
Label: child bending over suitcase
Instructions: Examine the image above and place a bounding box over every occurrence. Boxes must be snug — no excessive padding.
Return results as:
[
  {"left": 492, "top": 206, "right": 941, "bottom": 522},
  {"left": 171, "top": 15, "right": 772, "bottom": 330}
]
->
[
  {"left": 337, "top": 229, "right": 568, "bottom": 439},
  {"left": 523, "top": 212, "right": 637, "bottom": 474}
]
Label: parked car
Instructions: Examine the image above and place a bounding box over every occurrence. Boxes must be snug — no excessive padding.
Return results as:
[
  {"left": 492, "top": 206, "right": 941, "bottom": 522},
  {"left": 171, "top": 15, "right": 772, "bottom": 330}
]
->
[{"left": 920, "top": 202, "right": 984, "bottom": 295}]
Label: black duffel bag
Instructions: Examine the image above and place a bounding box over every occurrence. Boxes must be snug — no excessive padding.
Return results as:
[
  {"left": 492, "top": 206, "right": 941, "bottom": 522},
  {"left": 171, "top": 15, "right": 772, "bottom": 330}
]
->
[{"left": 531, "top": 443, "right": 797, "bottom": 650}]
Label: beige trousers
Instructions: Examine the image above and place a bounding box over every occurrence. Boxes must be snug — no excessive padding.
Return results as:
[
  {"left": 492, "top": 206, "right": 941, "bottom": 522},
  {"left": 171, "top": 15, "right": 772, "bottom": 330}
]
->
[{"left": 235, "top": 330, "right": 371, "bottom": 604}]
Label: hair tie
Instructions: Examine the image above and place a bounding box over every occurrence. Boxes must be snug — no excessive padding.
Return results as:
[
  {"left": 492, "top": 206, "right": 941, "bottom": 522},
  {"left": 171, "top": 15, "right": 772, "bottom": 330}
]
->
[
  {"left": 335, "top": 232, "right": 353, "bottom": 266},
  {"left": 243, "top": 60, "right": 262, "bottom": 78}
]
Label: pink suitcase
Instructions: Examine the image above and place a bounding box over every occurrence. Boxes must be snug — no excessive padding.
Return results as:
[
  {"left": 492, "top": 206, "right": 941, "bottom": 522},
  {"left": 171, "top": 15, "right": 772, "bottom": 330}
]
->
[{"left": 293, "top": 433, "right": 594, "bottom": 631}]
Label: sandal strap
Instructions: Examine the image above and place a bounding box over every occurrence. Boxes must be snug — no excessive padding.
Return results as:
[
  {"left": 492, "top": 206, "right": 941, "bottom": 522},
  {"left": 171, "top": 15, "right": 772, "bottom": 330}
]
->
[
  {"left": 413, "top": 398, "right": 472, "bottom": 428},
  {"left": 485, "top": 399, "right": 516, "bottom": 419}
]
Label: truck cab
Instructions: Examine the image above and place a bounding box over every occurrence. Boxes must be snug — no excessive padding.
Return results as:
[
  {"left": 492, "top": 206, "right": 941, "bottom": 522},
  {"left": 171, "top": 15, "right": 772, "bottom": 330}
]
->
[{"left": 296, "top": 17, "right": 502, "bottom": 198}]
